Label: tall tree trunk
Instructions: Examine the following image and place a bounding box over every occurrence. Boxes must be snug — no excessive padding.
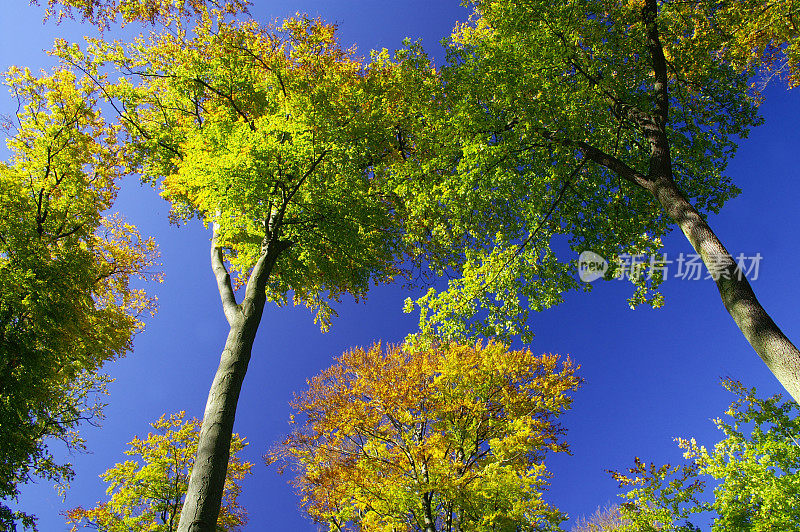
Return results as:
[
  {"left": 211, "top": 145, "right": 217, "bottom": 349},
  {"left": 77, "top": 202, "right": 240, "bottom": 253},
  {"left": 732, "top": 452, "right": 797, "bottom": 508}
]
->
[
  {"left": 422, "top": 491, "right": 437, "bottom": 532},
  {"left": 643, "top": 0, "right": 800, "bottom": 403},
  {"left": 419, "top": 450, "right": 436, "bottom": 532},
  {"left": 178, "top": 311, "right": 258, "bottom": 531},
  {"left": 649, "top": 176, "right": 800, "bottom": 402},
  {"left": 566, "top": 0, "right": 800, "bottom": 403},
  {"left": 578, "top": 137, "right": 800, "bottom": 403},
  {"left": 177, "top": 228, "right": 290, "bottom": 532}
]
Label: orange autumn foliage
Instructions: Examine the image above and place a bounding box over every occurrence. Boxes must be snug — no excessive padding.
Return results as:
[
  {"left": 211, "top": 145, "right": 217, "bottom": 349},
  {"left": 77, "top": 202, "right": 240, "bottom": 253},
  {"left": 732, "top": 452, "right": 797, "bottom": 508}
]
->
[{"left": 269, "top": 341, "right": 580, "bottom": 531}]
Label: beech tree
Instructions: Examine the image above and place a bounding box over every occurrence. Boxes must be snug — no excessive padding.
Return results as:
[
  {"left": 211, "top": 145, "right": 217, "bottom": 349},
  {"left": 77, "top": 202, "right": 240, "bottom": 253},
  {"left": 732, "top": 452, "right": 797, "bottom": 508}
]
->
[
  {"left": 65, "top": 411, "right": 251, "bottom": 532},
  {"left": 681, "top": 380, "right": 800, "bottom": 530},
  {"left": 0, "top": 67, "right": 159, "bottom": 530},
  {"left": 268, "top": 341, "right": 580, "bottom": 531},
  {"left": 611, "top": 459, "right": 705, "bottom": 532},
  {"left": 56, "top": 4, "right": 434, "bottom": 529},
  {"left": 391, "top": 0, "right": 800, "bottom": 402}
]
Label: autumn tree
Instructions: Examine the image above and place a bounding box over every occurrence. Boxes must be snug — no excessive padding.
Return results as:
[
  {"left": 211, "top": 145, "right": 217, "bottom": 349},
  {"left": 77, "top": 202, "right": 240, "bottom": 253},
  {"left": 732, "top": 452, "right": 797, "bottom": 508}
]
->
[
  {"left": 65, "top": 411, "right": 252, "bottom": 531},
  {"left": 0, "top": 66, "right": 159, "bottom": 530},
  {"left": 268, "top": 341, "right": 580, "bottom": 531},
  {"left": 681, "top": 0, "right": 800, "bottom": 88},
  {"left": 389, "top": 0, "right": 800, "bottom": 402},
  {"left": 55, "top": 4, "right": 435, "bottom": 529}
]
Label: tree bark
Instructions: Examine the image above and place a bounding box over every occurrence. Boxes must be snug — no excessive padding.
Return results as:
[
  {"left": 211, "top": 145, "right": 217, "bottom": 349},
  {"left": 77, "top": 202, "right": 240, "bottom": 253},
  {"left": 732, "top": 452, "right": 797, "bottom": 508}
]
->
[
  {"left": 572, "top": 0, "right": 800, "bottom": 404},
  {"left": 642, "top": 0, "right": 800, "bottom": 403},
  {"left": 648, "top": 176, "right": 800, "bottom": 403},
  {"left": 422, "top": 490, "right": 437, "bottom": 532},
  {"left": 177, "top": 228, "right": 290, "bottom": 532}
]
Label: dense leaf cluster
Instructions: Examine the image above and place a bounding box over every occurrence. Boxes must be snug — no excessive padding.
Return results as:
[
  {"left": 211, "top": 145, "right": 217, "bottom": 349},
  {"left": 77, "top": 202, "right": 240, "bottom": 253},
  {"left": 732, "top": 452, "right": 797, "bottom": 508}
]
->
[
  {"left": 270, "top": 341, "right": 580, "bottom": 531},
  {"left": 0, "top": 67, "right": 159, "bottom": 529},
  {"left": 611, "top": 380, "right": 800, "bottom": 531},
  {"left": 65, "top": 411, "right": 252, "bottom": 531}
]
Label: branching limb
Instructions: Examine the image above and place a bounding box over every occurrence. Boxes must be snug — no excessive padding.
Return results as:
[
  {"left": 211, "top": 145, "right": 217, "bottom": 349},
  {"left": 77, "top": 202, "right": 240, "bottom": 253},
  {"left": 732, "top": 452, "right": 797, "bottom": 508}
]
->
[
  {"left": 540, "top": 129, "right": 651, "bottom": 189},
  {"left": 210, "top": 224, "right": 240, "bottom": 325}
]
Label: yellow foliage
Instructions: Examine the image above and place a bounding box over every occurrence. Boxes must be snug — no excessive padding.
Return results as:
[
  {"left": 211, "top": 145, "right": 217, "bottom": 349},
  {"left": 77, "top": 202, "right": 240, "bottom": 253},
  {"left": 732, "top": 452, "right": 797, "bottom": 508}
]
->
[
  {"left": 65, "top": 411, "right": 252, "bottom": 531},
  {"left": 269, "top": 341, "right": 580, "bottom": 531}
]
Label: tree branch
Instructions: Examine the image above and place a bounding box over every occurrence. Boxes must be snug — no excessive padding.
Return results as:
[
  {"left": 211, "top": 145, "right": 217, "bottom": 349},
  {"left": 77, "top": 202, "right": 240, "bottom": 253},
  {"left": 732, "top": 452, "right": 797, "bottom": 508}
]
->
[
  {"left": 539, "top": 130, "right": 651, "bottom": 189},
  {"left": 210, "top": 224, "right": 240, "bottom": 325}
]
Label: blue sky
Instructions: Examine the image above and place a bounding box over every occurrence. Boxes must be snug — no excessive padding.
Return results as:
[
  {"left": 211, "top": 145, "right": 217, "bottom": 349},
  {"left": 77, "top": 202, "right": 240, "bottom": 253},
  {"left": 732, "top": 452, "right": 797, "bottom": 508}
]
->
[{"left": 2, "top": 1, "right": 800, "bottom": 530}]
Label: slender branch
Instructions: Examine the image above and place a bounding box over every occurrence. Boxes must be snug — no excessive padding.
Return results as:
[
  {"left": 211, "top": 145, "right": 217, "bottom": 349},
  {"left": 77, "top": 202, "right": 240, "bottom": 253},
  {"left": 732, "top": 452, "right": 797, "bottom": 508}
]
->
[
  {"left": 193, "top": 77, "right": 256, "bottom": 131},
  {"left": 210, "top": 224, "right": 240, "bottom": 325},
  {"left": 541, "top": 130, "right": 651, "bottom": 189},
  {"left": 510, "top": 156, "right": 587, "bottom": 262}
]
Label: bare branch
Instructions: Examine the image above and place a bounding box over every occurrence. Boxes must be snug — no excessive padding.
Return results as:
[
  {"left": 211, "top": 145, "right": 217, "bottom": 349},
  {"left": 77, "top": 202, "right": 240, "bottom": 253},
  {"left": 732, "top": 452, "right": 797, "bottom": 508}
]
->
[{"left": 210, "top": 224, "right": 240, "bottom": 325}]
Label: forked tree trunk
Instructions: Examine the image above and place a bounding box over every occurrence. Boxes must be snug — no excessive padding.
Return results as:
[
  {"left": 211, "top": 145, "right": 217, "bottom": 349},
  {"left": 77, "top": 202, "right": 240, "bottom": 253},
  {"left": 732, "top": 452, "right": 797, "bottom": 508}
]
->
[{"left": 177, "top": 229, "right": 290, "bottom": 532}]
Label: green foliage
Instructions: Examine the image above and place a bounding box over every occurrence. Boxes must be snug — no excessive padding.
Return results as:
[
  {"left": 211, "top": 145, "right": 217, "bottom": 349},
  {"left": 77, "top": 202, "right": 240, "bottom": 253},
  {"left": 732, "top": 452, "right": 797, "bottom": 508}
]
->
[
  {"left": 611, "top": 459, "right": 705, "bottom": 531},
  {"left": 269, "top": 341, "right": 580, "bottom": 531},
  {"left": 387, "top": 0, "right": 763, "bottom": 343},
  {"left": 681, "top": 380, "right": 800, "bottom": 531},
  {"left": 0, "top": 66, "right": 159, "bottom": 530},
  {"left": 55, "top": 7, "right": 434, "bottom": 329},
  {"left": 678, "top": 0, "right": 800, "bottom": 88},
  {"left": 65, "top": 411, "right": 252, "bottom": 531},
  {"left": 612, "top": 380, "right": 800, "bottom": 531}
]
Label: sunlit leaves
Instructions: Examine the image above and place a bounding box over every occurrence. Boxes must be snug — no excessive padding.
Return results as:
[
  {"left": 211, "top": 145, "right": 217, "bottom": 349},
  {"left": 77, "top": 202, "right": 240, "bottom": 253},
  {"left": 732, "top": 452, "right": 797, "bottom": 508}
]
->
[
  {"left": 612, "top": 380, "right": 800, "bottom": 531},
  {"left": 65, "top": 411, "right": 252, "bottom": 531},
  {"left": 0, "top": 67, "right": 160, "bottom": 529},
  {"left": 673, "top": 0, "right": 800, "bottom": 88},
  {"left": 391, "top": 0, "right": 762, "bottom": 342},
  {"left": 269, "top": 341, "right": 580, "bottom": 531},
  {"left": 611, "top": 459, "right": 705, "bottom": 532},
  {"left": 55, "top": 7, "right": 427, "bottom": 329},
  {"left": 681, "top": 380, "right": 800, "bottom": 531}
]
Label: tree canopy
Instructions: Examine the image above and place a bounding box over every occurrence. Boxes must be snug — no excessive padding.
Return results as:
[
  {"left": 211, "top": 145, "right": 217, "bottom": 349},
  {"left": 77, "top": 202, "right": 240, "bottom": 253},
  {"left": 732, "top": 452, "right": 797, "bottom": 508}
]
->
[
  {"left": 13, "top": 0, "right": 800, "bottom": 528},
  {"left": 57, "top": 7, "right": 426, "bottom": 327},
  {"left": 53, "top": 3, "right": 439, "bottom": 528},
  {"left": 395, "top": 0, "right": 759, "bottom": 338},
  {"left": 612, "top": 380, "right": 800, "bottom": 531},
  {"left": 269, "top": 341, "right": 580, "bottom": 531},
  {"left": 36, "top": 0, "right": 250, "bottom": 30},
  {"left": 683, "top": 0, "right": 800, "bottom": 88},
  {"left": 65, "top": 411, "right": 252, "bottom": 531},
  {"left": 383, "top": 0, "right": 800, "bottom": 403},
  {"left": 0, "top": 66, "right": 159, "bottom": 530}
]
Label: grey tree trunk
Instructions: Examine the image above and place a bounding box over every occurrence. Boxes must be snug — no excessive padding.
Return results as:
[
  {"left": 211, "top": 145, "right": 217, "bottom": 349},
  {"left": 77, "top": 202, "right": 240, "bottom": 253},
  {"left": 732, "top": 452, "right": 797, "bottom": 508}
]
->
[
  {"left": 643, "top": 0, "right": 800, "bottom": 403},
  {"left": 570, "top": 0, "right": 800, "bottom": 404},
  {"left": 579, "top": 140, "right": 800, "bottom": 404},
  {"left": 422, "top": 491, "right": 437, "bottom": 532},
  {"left": 178, "top": 312, "right": 258, "bottom": 531},
  {"left": 177, "top": 228, "right": 290, "bottom": 532},
  {"left": 649, "top": 176, "right": 800, "bottom": 402}
]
